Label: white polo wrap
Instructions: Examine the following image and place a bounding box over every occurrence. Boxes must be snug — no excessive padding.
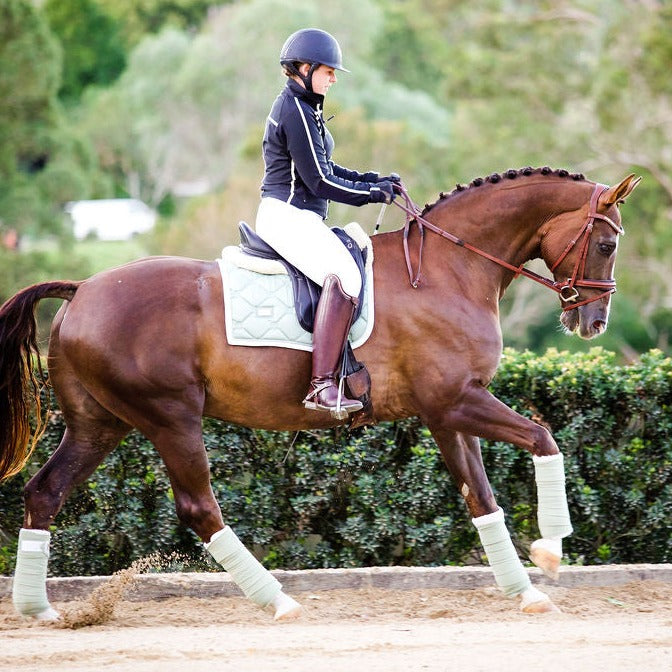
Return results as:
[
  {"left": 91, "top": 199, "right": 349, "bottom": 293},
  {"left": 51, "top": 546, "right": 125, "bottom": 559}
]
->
[
  {"left": 205, "top": 526, "right": 281, "bottom": 607},
  {"left": 472, "top": 508, "right": 530, "bottom": 597},
  {"left": 12, "top": 528, "right": 53, "bottom": 616},
  {"left": 533, "top": 453, "right": 573, "bottom": 539}
]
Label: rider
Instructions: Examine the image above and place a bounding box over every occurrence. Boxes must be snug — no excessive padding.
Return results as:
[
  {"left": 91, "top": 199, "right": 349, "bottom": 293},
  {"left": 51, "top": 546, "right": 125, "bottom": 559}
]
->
[{"left": 256, "top": 28, "right": 402, "bottom": 416}]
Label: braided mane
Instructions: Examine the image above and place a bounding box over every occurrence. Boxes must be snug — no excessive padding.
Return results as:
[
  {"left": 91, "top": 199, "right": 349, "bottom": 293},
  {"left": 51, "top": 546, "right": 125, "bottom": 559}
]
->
[{"left": 420, "top": 166, "right": 586, "bottom": 216}]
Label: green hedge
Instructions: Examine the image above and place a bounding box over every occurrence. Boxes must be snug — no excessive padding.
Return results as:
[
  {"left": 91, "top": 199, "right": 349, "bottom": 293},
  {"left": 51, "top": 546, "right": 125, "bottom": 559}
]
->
[{"left": 0, "top": 347, "right": 670, "bottom": 576}]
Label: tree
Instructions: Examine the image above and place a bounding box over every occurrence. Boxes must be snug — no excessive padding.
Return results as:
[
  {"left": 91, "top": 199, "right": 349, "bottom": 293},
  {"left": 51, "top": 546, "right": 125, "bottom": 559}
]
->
[
  {"left": 0, "top": 0, "right": 61, "bottom": 235},
  {"left": 43, "top": 0, "right": 126, "bottom": 102},
  {"left": 78, "top": 0, "right": 451, "bottom": 209},
  {"left": 0, "top": 0, "right": 111, "bottom": 238},
  {"left": 96, "top": 0, "right": 225, "bottom": 46}
]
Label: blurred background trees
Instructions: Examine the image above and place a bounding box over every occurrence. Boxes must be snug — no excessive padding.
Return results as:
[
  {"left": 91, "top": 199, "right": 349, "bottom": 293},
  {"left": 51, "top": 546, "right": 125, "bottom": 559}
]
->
[{"left": 1, "top": 0, "right": 670, "bottom": 357}]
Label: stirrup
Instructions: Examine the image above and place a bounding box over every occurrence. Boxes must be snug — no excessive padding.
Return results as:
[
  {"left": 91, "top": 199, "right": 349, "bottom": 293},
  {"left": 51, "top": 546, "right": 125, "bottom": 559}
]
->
[{"left": 303, "top": 381, "right": 363, "bottom": 420}]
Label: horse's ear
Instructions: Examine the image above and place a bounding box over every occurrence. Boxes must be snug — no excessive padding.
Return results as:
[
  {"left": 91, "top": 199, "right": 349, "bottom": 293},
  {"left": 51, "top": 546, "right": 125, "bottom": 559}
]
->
[{"left": 600, "top": 173, "right": 642, "bottom": 207}]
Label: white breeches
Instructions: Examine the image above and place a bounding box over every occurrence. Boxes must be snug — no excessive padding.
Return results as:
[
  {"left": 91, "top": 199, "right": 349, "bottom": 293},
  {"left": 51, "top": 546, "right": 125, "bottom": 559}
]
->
[{"left": 255, "top": 197, "right": 362, "bottom": 298}]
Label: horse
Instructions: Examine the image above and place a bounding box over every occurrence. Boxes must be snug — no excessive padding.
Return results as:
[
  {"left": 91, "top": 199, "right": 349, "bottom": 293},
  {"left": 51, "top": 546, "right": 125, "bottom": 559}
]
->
[{"left": 0, "top": 168, "right": 640, "bottom": 621}]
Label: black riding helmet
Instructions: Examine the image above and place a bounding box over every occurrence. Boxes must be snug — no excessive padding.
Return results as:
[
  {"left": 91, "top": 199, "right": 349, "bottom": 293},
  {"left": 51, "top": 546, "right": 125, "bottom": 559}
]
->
[{"left": 280, "top": 28, "right": 349, "bottom": 92}]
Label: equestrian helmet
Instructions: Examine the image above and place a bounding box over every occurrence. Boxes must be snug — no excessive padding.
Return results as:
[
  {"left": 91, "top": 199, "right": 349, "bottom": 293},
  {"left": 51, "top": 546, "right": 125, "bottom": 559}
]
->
[{"left": 280, "top": 28, "right": 349, "bottom": 72}]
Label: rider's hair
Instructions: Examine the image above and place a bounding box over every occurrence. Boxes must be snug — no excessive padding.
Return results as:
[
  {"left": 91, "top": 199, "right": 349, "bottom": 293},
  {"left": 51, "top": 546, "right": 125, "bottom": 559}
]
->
[{"left": 283, "top": 61, "right": 305, "bottom": 78}]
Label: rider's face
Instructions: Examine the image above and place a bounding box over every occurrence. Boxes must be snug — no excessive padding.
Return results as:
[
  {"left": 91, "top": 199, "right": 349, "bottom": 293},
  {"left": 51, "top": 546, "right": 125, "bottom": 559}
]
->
[{"left": 298, "top": 63, "right": 337, "bottom": 96}]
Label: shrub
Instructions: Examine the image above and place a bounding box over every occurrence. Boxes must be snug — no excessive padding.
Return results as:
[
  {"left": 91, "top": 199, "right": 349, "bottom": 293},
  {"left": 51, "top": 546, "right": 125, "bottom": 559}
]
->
[{"left": 0, "top": 347, "right": 670, "bottom": 575}]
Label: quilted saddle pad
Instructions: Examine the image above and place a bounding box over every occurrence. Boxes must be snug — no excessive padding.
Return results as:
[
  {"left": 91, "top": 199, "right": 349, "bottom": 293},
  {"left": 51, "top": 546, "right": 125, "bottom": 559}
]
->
[{"left": 217, "top": 248, "right": 375, "bottom": 352}]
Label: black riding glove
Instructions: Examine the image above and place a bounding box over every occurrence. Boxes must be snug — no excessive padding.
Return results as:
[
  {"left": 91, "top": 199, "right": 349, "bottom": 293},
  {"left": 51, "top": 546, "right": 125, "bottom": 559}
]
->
[
  {"left": 369, "top": 181, "right": 396, "bottom": 204},
  {"left": 377, "top": 173, "right": 402, "bottom": 185}
]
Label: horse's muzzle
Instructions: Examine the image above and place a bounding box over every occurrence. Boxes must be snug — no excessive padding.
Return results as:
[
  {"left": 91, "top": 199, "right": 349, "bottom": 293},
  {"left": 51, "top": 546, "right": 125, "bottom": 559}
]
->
[{"left": 561, "top": 303, "right": 609, "bottom": 340}]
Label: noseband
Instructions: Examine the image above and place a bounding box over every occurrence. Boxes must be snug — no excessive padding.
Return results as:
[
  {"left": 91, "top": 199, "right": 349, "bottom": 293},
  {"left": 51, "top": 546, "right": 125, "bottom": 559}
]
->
[{"left": 395, "top": 182, "right": 623, "bottom": 312}]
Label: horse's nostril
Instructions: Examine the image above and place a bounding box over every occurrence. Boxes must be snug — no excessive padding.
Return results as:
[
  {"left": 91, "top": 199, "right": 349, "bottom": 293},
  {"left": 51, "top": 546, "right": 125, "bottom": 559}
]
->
[{"left": 592, "top": 320, "right": 606, "bottom": 333}]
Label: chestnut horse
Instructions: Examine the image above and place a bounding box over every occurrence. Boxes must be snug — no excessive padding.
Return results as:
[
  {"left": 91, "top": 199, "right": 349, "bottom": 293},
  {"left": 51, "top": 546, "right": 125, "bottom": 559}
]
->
[{"left": 0, "top": 168, "right": 639, "bottom": 621}]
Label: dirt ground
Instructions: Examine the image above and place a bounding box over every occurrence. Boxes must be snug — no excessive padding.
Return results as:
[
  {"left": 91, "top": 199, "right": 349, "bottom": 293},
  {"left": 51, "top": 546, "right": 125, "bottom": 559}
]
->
[{"left": 1, "top": 578, "right": 671, "bottom": 672}]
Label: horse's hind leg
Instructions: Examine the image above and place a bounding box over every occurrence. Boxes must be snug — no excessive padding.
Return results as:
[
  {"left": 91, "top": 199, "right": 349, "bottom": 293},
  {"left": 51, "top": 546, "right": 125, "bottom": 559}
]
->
[
  {"left": 14, "top": 391, "right": 130, "bottom": 620},
  {"left": 431, "top": 427, "right": 559, "bottom": 613},
  {"left": 135, "top": 411, "right": 301, "bottom": 621}
]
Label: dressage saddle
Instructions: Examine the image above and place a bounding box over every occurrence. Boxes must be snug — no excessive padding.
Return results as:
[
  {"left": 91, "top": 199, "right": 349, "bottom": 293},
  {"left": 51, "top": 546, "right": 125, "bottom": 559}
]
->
[
  {"left": 237, "top": 221, "right": 373, "bottom": 428},
  {"left": 237, "top": 221, "right": 366, "bottom": 332}
]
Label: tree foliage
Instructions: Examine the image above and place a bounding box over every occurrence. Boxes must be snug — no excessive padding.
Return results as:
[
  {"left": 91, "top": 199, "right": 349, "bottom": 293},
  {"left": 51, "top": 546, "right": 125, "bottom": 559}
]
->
[
  {"left": 0, "top": 0, "right": 61, "bottom": 233},
  {"left": 96, "top": 0, "right": 224, "bottom": 47},
  {"left": 0, "top": 0, "right": 110, "bottom": 237},
  {"left": 1, "top": 0, "right": 671, "bottom": 356},
  {"left": 43, "top": 0, "right": 126, "bottom": 101},
  {"left": 1, "top": 348, "right": 669, "bottom": 575}
]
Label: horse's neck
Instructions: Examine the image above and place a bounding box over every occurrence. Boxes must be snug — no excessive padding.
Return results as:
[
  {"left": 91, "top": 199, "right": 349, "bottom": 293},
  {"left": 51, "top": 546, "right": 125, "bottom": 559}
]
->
[
  {"left": 376, "top": 179, "right": 595, "bottom": 304},
  {"left": 429, "top": 188, "right": 548, "bottom": 266},
  {"left": 430, "top": 180, "right": 597, "bottom": 275}
]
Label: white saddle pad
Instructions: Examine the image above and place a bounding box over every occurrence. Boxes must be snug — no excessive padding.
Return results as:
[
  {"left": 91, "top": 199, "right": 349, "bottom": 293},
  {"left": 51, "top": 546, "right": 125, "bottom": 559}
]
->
[{"left": 216, "top": 244, "right": 374, "bottom": 352}]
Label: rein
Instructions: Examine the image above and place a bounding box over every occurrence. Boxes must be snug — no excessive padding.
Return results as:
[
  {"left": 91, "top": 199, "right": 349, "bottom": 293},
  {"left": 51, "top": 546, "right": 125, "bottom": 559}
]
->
[{"left": 394, "top": 182, "right": 623, "bottom": 311}]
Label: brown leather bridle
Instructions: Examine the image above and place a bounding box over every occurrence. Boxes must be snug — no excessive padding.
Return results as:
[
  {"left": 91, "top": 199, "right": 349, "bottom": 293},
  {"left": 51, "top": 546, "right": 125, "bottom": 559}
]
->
[{"left": 394, "top": 182, "right": 624, "bottom": 311}]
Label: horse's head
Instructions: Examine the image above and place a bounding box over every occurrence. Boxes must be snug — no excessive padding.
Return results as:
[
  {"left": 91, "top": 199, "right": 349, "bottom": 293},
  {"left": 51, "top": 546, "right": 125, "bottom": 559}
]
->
[{"left": 542, "top": 174, "right": 640, "bottom": 339}]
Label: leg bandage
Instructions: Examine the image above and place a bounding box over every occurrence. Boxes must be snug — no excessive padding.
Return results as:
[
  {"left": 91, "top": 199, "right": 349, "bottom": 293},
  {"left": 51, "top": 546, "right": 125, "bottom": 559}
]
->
[
  {"left": 472, "top": 508, "right": 530, "bottom": 597},
  {"left": 533, "top": 453, "right": 573, "bottom": 539},
  {"left": 12, "top": 528, "right": 55, "bottom": 617},
  {"left": 205, "top": 526, "right": 281, "bottom": 608}
]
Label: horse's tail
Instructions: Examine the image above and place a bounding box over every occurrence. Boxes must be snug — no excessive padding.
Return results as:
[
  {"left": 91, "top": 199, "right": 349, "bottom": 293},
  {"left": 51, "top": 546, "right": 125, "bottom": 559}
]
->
[{"left": 0, "top": 281, "right": 80, "bottom": 482}]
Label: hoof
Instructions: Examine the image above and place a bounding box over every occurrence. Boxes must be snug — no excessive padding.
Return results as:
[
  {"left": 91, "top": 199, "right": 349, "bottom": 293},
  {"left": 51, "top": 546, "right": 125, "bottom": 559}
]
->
[
  {"left": 530, "top": 540, "right": 561, "bottom": 580},
  {"left": 271, "top": 591, "right": 303, "bottom": 621},
  {"left": 521, "top": 599, "right": 561, "bottom": 614},
  {"left": 519, "top": 586, "right": 561, "bottom": 614},
  {"left": 22, "top": 606, "right": 60, "bottom": 622}
]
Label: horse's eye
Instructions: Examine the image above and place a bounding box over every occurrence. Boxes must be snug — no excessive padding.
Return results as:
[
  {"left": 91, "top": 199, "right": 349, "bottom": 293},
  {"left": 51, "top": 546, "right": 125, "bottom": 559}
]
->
[{"left": 597, "top": 242, "right": 616, "bottom": 256}]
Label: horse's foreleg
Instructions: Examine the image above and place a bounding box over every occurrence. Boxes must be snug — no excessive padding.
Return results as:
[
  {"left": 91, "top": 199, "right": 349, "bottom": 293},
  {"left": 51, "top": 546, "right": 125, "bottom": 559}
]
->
[
  {"left": 432, "top": 428, "right": 559, "bottom": 613},
  {"left": 441, "top": 382, "right": 573, "bottom": 578},
  {"left": 529, "top": 453, "right": 573, "bottom": 579},
  {"left": 442, "top": 380, "right": 559, "bottom": 456},
  {"left": 148, "top": 422, "right": 301, "bottom": 621}
]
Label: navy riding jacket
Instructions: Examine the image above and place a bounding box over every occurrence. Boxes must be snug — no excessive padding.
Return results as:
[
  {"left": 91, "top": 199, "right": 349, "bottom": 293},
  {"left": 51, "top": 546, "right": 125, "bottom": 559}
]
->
[{"left": 261, "top": 79, "right": 380, "bottom": 219}]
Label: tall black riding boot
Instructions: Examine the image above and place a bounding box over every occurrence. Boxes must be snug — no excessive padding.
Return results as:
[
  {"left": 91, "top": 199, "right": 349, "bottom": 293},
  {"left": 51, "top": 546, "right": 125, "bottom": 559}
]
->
[{"left": 303, "top": 274, "right": 363, "bottom": 418}]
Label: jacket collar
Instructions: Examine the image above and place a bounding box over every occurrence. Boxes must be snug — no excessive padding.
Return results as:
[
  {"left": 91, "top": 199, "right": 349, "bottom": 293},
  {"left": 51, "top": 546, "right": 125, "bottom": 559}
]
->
[{"left": 286, "top": 78, "right": 325, "bottom": 109}]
